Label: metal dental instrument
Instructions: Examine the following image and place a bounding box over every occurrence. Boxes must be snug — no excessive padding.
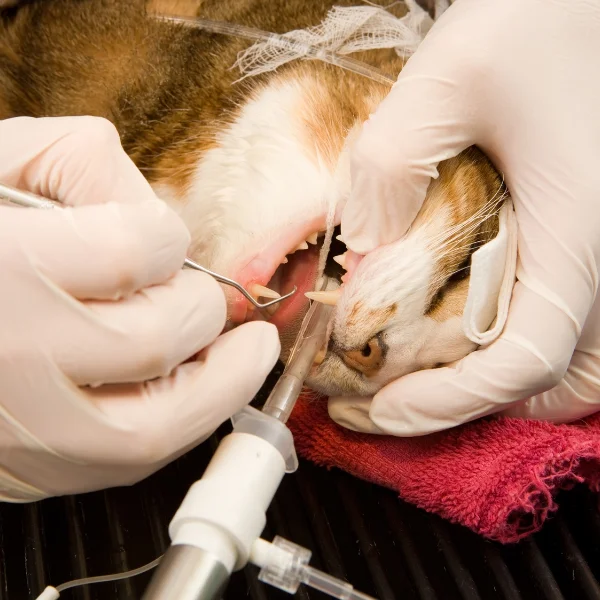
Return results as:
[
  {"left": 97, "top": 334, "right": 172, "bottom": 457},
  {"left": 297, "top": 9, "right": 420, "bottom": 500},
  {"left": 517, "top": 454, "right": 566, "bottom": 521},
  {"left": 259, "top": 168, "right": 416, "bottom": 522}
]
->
[
  {"left": 182, "top": 259, "right": 297, "bottom": 310},
  {"left": 0, "top": 182, "right": 296, "bottom": 310}
]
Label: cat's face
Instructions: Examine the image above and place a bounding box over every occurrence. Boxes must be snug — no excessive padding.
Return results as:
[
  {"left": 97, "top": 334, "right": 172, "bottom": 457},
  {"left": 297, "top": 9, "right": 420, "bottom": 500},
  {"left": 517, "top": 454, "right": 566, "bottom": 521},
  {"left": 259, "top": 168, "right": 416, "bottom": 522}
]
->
[
  {"left": 0, "top": 0, "right": 490, "bottom": 397},
  {"left": 160, "top": 84, "right": 504, "bottom": 398},
  {"left": 155, "top": 80, "right": 504, "bottom": 398},
  {"left": 306, "top": 152, "right": 504, "bottom": 397}
]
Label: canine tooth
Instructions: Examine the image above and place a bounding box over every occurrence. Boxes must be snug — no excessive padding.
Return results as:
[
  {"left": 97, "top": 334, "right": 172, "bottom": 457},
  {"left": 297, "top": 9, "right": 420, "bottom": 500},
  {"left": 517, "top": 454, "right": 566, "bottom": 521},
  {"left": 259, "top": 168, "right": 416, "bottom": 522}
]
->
[
  {"left": 306, "top": 232, "right": 318, "bottom": 244},
  {"left": 296, "top": 241, "right": 309, "bottom": 251},
  {"left": 281, "top": 257, "right": 289, "bottom": 264},
  {"left": 313, "top": 349, "right": 326, "bottom": 366},
  {"left": 333, "top": 253, "right": 347, "bottom": 269},
  {"left": 251, "top": 284, "right": 281, "bottom": 299},
  {"left": 305, "top": 289, "right": 341, "bottom": 306},
  {"left": 336, "top": 234, "right": 345, "bottom": 243}
]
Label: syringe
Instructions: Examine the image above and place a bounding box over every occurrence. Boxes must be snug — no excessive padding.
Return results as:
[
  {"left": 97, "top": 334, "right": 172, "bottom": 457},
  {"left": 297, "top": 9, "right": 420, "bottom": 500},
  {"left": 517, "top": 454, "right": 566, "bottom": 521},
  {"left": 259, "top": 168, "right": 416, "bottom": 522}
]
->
[{"left": 141, "top": 277, "right": 377, "bottom": 600}]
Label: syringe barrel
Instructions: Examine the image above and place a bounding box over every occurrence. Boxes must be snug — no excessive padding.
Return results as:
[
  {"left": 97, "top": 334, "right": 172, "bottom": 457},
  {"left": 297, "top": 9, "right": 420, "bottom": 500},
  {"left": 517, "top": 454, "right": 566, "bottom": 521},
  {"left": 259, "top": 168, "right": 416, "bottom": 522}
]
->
[{"left": 142, "top": 545, "right": 229, "bottom": 600}]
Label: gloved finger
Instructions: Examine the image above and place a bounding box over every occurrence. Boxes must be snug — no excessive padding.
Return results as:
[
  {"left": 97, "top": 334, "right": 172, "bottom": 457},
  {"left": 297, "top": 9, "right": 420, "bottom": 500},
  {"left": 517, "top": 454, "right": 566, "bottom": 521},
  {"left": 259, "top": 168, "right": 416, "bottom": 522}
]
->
[
  {"left": 327, "top": 396, "right": 386, "bottom": 434},
  {"left": 2, "top": 199, "right": 190, "bottom": 300},
  {"left": 83, "top": 321, "right": 281, "bottom": 466},
  {"left": 341, "top": 1, "right": 486, "bottom": 255},
  {"left": 367, "top": 284, "right": 579, "bottom": 436},
  {"left": 55, "top": 269, "right": 226, "bottom": 385},
  {"left": 501, "top": 292, "right": 600, "bottom": 422},
  {"left": 0, "top": 116, "right": 159, "bottom": 207},
  {"left": 501, "top": 351, "right": 600, "bottom": 423}
]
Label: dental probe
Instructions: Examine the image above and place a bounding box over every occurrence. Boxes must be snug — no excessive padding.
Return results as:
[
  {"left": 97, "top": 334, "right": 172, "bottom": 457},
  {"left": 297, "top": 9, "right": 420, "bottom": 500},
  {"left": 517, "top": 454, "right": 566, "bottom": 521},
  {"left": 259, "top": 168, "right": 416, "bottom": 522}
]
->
[{"left": 0, "top": 182, "right": 296, "bottom": 310}]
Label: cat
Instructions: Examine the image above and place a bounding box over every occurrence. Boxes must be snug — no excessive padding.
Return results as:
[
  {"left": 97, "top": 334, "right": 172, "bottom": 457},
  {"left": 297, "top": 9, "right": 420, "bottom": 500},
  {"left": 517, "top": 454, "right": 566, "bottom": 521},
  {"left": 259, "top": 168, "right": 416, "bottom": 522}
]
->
[{"left": 0, "top": 0, "right": 506, "bottom": 398}]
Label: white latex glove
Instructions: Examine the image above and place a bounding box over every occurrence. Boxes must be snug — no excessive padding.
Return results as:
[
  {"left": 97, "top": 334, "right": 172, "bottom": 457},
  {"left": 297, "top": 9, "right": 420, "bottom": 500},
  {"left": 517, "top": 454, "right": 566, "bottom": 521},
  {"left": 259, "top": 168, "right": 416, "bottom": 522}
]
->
[
  {"left": 0, "top": 116, "right": 280, "bottom": 500},
  {"left": 333, "top": 0, "right": 600, "bottom": 436}
]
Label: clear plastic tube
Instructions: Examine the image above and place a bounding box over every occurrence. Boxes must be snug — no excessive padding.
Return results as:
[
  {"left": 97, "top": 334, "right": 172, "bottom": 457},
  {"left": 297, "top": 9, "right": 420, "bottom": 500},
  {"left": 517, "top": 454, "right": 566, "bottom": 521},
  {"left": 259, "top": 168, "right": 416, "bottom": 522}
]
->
[
  {"left": 154, "top": 15, "right": 395, "bottom": 86},
  {"left": 261, "top": 277, "right": 337, "bottom": 423},
  {"left": 301, "top": 566, "right": 376, "bottom": 600},
  {"left": 35, "top": 556, "right": 163, "bottom": 599},
  {"left": 56, "top": 556, "right": 163, "bottom": 592}
]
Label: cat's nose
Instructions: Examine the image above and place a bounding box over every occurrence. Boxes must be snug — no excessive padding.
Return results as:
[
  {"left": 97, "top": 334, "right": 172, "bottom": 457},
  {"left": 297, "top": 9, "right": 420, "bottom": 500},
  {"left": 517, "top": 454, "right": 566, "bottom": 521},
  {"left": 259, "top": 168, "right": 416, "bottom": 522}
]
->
[{"left": 340, "top": 336, "right": 384, "bottom": 376}]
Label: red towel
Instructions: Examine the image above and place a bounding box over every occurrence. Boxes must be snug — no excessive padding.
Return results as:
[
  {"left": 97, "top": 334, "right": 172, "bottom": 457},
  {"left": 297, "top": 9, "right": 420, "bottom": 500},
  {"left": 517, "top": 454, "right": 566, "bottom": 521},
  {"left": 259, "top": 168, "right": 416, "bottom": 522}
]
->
[{"left": 287, "top": 393, "right": 600, "bottom": 543}]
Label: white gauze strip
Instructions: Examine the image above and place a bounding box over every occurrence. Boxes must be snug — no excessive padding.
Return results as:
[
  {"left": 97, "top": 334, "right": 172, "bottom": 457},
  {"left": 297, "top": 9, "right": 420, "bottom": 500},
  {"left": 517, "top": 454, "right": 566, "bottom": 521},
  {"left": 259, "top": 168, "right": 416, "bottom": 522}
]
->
[{"left": 232, "top": 2, "right": 438, "bottom": 81}]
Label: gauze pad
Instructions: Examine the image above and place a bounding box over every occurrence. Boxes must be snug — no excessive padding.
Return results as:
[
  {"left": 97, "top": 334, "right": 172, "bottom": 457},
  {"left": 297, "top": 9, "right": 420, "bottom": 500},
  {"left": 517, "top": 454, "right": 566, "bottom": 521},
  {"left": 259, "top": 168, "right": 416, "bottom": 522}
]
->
[{"left": 462, "top": 199, "right": 518, "bottom": 346}]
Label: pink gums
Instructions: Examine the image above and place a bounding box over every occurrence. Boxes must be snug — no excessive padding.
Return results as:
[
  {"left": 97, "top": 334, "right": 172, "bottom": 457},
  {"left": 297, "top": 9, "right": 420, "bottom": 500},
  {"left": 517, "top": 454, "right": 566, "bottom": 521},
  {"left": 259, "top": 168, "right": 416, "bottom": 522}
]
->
[{"left": 228, "top": 216, "right": 327, "bottom": 324}]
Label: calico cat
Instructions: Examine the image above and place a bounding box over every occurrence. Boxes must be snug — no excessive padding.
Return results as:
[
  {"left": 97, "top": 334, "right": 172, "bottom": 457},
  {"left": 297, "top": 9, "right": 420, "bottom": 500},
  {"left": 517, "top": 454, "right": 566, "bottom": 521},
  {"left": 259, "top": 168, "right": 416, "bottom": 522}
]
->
[{"left": 0, "top": 0, "right": 505, "bottom": 397}]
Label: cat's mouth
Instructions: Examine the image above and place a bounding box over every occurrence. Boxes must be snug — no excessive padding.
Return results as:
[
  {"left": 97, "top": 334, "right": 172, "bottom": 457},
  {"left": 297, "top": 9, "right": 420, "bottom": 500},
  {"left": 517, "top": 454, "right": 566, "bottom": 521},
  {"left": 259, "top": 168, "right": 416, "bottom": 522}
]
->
[
  {"left": 230, "top": 225, "right": 349, "bottom": 331},
  {"left": 229, "top": 224, "right": 326, "bottom": 326},
  {"left": 255, "top": 236, "right": 323, "bottom": 329}
]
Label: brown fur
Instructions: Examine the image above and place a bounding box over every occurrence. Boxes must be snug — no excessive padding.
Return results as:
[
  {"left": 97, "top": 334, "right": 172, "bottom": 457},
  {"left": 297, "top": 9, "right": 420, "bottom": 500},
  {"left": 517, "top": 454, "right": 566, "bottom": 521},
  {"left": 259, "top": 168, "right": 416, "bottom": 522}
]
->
[
  {"left": 0, "top": 0, "right": 402, "bottom": 194},
  {"left": 418, "top": 148, "right": 504, "bottom": 316}
]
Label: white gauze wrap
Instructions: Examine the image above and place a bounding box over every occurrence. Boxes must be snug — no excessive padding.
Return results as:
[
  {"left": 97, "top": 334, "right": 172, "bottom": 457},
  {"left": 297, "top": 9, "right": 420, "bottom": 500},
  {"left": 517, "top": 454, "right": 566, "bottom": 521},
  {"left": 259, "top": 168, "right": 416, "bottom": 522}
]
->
[
  {"left": 462, "top": 200, "right": 518, "bottom": 346},
  {"left": 232, "top": 1, "right": 444, "bottom": 81}
]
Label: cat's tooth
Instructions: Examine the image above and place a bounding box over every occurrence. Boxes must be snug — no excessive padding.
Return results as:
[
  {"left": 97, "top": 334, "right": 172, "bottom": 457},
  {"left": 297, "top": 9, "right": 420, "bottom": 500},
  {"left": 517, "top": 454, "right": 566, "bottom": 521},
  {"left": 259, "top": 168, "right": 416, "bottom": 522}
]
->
[
  {"left": 251, "top": 284, "right": 281, "bottom": 299},
  {"left": 336, "top": 234, "right": 345, "bottom": 243},
  {"left": 313, "top": 349, "right": 326, "bottom": 366},
  {"left": 304, "top": 289, "right": 341, "bottom": 306},
  {"left": 306, "top": 232, "right": 318, "bottom": 244},
  {"left": 281, "top": 257, "right": 289, "bottom": 264},
  {"left": 295, "top": 241, "right": 309, "bottom": 251},
  {"left": 333, "top": 253, "right": 347, "bottom": 269}
]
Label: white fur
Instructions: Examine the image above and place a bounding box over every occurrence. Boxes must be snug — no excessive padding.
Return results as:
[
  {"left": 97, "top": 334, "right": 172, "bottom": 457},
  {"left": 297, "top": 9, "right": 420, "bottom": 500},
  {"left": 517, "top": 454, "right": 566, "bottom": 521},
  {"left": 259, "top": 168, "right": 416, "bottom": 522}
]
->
[{"left": 154, "top": 79, "right": 340, "bottom": 277}]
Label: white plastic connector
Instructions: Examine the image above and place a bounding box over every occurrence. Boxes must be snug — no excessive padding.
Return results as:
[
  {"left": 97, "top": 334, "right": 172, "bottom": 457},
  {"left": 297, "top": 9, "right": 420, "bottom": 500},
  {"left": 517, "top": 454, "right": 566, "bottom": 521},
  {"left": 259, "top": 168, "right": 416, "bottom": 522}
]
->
[{"left": 169, "top": 431, "right": 286, "bottom": 571}]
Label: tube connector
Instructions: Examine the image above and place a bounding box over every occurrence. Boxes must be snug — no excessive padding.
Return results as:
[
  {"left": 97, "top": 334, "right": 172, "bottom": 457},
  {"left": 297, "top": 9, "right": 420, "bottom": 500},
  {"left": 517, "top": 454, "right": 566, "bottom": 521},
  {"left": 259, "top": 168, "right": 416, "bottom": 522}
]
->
[{"left": 249, "top": 536, "right": 377, "bottom": 600}]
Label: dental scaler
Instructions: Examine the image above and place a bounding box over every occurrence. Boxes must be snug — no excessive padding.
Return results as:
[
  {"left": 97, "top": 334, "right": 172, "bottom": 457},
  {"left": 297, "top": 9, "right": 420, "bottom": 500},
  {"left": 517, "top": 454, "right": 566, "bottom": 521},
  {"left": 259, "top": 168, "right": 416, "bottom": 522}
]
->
[{"left": 0, "top": 182, "right": 296, "bottom": 310}]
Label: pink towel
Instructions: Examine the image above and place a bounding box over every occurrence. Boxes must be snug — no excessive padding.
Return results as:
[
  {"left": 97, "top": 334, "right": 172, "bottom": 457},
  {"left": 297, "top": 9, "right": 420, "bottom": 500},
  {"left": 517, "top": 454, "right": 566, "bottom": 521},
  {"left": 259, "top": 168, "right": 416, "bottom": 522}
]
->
[{"left": 287, "top": 393, "right": 600, "bottom": 543}]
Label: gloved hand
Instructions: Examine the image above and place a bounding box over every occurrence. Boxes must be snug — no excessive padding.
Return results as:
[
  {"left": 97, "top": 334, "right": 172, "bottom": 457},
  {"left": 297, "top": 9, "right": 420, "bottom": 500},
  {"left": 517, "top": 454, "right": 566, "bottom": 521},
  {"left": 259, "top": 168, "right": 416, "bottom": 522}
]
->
[
  {"left": 0, "top": 116, "right": 280, "bottom": 500},
  {"left": 333, "top": 0, "right": 600, "bottom": 436}
]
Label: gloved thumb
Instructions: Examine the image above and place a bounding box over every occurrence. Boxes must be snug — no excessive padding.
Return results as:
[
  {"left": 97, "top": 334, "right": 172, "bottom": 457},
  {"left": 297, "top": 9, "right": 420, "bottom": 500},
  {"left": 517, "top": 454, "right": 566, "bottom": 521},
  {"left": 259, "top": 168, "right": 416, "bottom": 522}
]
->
[
  {"left": 341, "top": 1, "right": 484, "bottom": 255},
  {"left": 83, "top": 321, "right": 281, "bottom": 467}
]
